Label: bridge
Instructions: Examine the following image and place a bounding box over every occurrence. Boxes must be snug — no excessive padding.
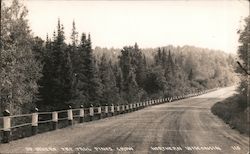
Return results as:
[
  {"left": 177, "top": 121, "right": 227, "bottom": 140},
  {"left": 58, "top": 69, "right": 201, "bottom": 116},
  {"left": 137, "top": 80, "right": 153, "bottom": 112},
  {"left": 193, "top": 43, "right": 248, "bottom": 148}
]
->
[{"left": 0, "top": 87, "right": 249, "bottom": 154}]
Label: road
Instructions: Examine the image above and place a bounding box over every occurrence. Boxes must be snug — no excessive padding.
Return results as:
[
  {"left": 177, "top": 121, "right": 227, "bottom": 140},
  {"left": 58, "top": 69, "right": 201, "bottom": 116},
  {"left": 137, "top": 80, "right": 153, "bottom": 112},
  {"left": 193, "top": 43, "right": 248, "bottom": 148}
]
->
[{"left": 0, "top": 86, "right": 249, "bottom": 154}]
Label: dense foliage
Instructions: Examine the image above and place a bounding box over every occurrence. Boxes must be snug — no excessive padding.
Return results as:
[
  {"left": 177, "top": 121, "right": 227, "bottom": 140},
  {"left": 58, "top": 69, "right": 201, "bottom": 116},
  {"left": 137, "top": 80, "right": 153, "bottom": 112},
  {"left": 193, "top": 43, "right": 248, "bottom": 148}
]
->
[
  {"left": 236, "top": 16, "right": 250, "bottom": 109},
  {"left": 0, "top": 0, "right": 238, "bottom": 113},
  {"left": 0, "top": 0, "right": 42, "bottom": 114}
]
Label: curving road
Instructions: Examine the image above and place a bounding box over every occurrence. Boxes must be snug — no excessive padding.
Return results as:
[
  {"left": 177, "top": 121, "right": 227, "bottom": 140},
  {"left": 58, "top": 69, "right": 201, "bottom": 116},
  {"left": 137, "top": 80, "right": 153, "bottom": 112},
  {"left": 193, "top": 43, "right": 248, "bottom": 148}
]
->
[{"left": 0, "top": 87, "right": 249, "bottom": 154}]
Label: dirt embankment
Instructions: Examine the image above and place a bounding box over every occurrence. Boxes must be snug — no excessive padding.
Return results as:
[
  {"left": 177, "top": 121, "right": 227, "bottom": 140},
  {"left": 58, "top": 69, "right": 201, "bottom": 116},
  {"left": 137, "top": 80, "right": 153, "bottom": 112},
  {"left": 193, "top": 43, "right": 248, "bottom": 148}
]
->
[{"left": 211, "top": 95, "right": 250, "bottom": 136}]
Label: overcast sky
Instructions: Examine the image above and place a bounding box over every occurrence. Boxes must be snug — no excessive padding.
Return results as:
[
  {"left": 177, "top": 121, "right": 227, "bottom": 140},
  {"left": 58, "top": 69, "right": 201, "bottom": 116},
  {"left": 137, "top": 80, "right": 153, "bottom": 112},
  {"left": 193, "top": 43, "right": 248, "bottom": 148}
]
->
[{"left": 20, "top": 0, "right": 249, "bottom": 53}]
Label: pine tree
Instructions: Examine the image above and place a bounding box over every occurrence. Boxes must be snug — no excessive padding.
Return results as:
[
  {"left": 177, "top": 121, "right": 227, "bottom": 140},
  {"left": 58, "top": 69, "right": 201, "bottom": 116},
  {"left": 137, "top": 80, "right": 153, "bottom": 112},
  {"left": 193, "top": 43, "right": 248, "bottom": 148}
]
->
[
  {"left": 119, "top": 46, "right": 139, "bottom": 103},
  {"left": 133, "top": 43, "right": 146, "bottom": 88},
  {"left": 77, "top": 33, "right": 102, "bottom": 106},
  {"left": 164, "top": 50, "right": 177, "bottom": 96},
  {"left": 113, "top": 64, "right": 123, "bottom": 94},
  {"left": 38, "top": 19, "right": 73, "bottom": 110},
  {"left": 99, "top": 54, "right": 119, "bottom": 105},
  {"left": 161, "top": 48, "right": 167, "bottom": 69},
  {"left": 70, "top": 20, "right": 79, "bottom": 74},
  {"left": 155, "top": 48, "right": 162, "bottom": 66}
]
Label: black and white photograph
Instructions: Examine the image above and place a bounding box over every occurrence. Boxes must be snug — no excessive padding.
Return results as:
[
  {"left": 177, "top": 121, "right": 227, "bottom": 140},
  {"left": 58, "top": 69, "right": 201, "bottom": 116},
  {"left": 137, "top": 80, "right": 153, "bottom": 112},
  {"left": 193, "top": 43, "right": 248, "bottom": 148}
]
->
[{"left": 0, "top": 0, "right": 249, "bottom": 153}]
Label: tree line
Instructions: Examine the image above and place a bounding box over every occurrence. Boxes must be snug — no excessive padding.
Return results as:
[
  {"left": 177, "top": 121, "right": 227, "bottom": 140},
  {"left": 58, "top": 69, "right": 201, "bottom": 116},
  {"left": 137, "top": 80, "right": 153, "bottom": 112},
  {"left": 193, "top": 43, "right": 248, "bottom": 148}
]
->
[{"left": 0, "top": 0, "right": 238, "bottom": 114}]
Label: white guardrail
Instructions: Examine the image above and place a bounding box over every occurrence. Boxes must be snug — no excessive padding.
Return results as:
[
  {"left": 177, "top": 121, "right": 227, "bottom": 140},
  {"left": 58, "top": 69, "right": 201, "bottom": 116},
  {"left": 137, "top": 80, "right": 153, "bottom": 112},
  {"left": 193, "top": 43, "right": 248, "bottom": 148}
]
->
[{"left": 0, "top": 88, "right": 217, "bottom": 143}]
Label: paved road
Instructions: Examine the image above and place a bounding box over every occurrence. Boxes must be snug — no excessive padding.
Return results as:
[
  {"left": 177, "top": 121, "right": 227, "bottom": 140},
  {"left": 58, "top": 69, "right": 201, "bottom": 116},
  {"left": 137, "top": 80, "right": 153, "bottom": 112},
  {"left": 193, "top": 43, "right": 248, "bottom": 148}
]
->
[{"left": 0, "top": 87, "right": 249, "bottom": 154}]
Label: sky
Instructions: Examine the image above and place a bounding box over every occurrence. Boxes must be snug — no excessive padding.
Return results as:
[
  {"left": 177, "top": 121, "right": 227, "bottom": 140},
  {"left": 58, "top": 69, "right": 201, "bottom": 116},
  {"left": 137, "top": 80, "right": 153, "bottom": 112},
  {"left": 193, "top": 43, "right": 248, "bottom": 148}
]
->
[{"left": 18, "top": 0, "right": 249, "bottom": 53}]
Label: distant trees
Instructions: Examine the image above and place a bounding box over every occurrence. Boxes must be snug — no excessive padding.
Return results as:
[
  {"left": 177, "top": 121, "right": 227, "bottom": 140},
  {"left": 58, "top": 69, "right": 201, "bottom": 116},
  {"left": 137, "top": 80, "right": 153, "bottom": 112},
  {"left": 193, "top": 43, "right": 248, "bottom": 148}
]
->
[
  {"left": 99, "top": 54, "right": 119, "bottom": 105},
  {"left": 119, "top": 46, "right": 140, "bottom": 103}
]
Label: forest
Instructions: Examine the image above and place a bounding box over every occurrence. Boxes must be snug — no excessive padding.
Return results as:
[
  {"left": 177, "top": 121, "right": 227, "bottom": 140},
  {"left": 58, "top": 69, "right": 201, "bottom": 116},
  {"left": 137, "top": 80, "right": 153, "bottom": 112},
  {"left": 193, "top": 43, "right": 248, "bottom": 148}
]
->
[{"left": 0, "top": 0, "right": 239, "bottom": 115}]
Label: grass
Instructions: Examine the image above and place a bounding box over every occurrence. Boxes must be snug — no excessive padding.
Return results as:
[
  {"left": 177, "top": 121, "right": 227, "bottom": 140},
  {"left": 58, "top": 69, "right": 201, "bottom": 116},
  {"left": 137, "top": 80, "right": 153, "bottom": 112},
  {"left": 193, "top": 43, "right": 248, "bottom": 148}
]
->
[{"left": 211, "top": 95, "right": 249, "bottom": 135}]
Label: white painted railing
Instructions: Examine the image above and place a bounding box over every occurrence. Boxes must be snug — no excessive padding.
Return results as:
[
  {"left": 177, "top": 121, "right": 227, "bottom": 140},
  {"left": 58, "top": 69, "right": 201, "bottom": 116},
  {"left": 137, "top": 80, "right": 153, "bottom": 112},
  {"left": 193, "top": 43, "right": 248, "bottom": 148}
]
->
[{"left": 0, "top": 88, "right": 217, "bottom": 143}]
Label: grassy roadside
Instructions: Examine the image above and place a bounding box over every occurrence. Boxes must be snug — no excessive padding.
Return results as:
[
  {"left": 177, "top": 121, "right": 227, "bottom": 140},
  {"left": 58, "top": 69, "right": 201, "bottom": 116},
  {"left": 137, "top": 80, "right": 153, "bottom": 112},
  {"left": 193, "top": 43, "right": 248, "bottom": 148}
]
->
[{"left": 211, "top": 95, "right": 249, "bottom": 135}]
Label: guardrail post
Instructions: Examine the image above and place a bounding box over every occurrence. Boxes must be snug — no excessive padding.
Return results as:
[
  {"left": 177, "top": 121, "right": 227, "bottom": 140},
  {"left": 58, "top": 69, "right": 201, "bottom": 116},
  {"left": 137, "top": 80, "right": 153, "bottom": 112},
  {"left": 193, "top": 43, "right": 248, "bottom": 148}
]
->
[
  {"left": 105, "top": 104, "right": 108, "bottom": 117},
  {"left": 68, "top": 106, "right": 73, "bottom": 126},
  {"left": 125, "top": 104, "right": 128, "bottom": 112},
  {"left": 52, "top": 111, "right": 58, "bottom": 130},
  {"left": 97, "top": 105, "right": 102, "bottom": 119},
  {"left": 116, "top": 105, "right": 120, "bottom": 115},
  {"left": 32, "top": 108, "right": 38, "bottom": 135},
  {"left": 2, "top": 110, "right": 11, "bottom": 143},
  {"left": 111, "top": 104, "right": 114, "bottom": 116},
  {"left": 122, "top": 104, "right": 125, "bottom": 113},
  {"left": 89, "top": 104, "right": 94, "bottom": 121},
  {"left": 129, "top": 103, "right": 133, "bottom": 112},
  {"left": 80, "top": 105, "right": 84, "bottom": 123}
]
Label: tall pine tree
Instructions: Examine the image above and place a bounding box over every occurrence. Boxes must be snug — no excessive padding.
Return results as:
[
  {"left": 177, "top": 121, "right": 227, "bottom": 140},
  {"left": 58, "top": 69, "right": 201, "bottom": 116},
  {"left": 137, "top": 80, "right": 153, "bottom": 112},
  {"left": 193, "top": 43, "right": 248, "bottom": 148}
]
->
[
  {"left": 77, "top": 33, "right": 102, "bottom": 106},
  {"left": 38, "top": 19, "right": 73, "bottom": 110}
]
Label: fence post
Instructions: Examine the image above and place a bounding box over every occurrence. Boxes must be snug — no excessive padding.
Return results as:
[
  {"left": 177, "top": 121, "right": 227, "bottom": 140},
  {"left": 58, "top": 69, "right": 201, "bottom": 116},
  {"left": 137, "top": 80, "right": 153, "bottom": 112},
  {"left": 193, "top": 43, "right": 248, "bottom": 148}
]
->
[
  {"left": 68, "top": 106, "right": 73, "bottom": 126},
  {"left": 125, "top": 104, "right": 128, "bottom": 112},
  {"left": 116, "top": 105, "right": 120, "bottom": 115},
  {"left": 129, "top": 104, "right": 133, "bottom": 112},
  {"left": 32, "top": 108, "right": 38, "bottom": 135},
  {"left": 111, "top": 104, "right": 114, "bottom": 116},
  {"left": 52, "top": 111, "right": 58, "bottom": 130},
  {"left": 89, "top": 104, "right": 94, "bottom": 121},
  {"left": 122, "top": 104, "right": 125, "bottom": 113},
  {"left": 97, "top": 105, "right": 102, "bottom": 119},
  {"left": 2, "top": 110, "right": 11, "bottom": 143},
  {"left": 80, "top": 105, "right": 84, "bottom": 123},
  {"left": 105, "top": 104, "right": 108, "bottom": 117}
]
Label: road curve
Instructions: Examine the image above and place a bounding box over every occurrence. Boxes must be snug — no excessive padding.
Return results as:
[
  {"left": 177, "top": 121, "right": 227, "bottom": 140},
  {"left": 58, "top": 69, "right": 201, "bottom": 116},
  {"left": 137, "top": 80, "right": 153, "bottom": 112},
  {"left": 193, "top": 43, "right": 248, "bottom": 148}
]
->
[{"left": 0, "top": 87, "right": 249, "bottom": 154}]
